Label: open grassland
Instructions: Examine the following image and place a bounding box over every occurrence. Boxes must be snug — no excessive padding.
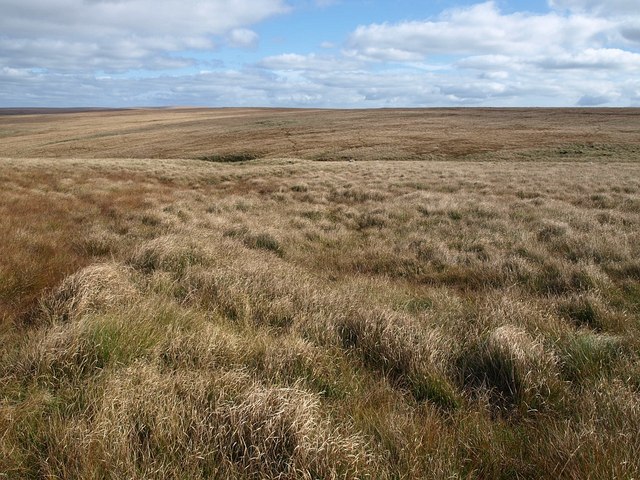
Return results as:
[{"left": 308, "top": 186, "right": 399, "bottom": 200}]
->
[
  {"left": 1, "top": 108, "right": 640, "bottom": 479},
  {"left": 2, "top": 107, "right": 640, "bottom": 161}
]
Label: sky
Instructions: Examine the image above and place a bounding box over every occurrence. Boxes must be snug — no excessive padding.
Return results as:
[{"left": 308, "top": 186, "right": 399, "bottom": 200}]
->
[{"left": 1, "top": 0, "right": 639, "bottom": 108}]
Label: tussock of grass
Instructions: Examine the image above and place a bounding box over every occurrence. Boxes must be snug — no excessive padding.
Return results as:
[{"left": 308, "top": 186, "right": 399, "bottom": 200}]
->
[
  {"left": 181, "top": 262, "right": 301, "bottom": 329},
  {"left": 459, "top": 325, "right": 559, "bottom": 413},
  {"left": 329, "top": 306, "right": 459, "bottom": 407},
  {"left": 128, "top": 235, "right": 207, "bottom": 274},
  {"left": 327, "top": 187, "right": 386, "bottom": 203},
  {"left": 558, "top": 331, "right": 627, "bottom": 384},
  {"left": 557, "top": 294, "right": 604, "bottom": 330},
  {"left": 245, "top": 232, "right": 284, "bottom": 256},
  {"left": 197, "top": 152, "right": 260, "bottom": 163},
  {"left": 72, "top": 227, "right": 121, "bottom": 257},
  {"left": 39, "top": 262, "right": 136, "bottom": 324},
  {"left": 224, "top": 227, "right": 285, "bottom": 257},
  {"left": 18, "top": 299, "right": 201, "bottom": 383},
  {"left": 89, "top": 364, "right": 376, "bottom": 479},
  {"left": 537, "top": 221, "right": 568, "bottom": 242}
]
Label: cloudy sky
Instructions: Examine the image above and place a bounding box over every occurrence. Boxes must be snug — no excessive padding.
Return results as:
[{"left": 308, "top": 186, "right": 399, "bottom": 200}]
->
[{"left": 1, "top": 0, "right": 639, "bottom": 107}]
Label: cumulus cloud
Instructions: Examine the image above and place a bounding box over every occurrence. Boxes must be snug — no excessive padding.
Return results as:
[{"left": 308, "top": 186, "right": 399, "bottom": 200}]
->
[
  {"left": 337, "top": 1, "right": 640, "bottom": 106},
  {"left": 258, "top": 53, "right": 363, "bottom": 72},
  {"left": 346, "top": 2, "right": 612, "bottom": 61},
  {"left": 0, "top": 0, "right": 287, "bottom": 72},
  {"left": 535, "top": 48, "right": 640, "bottom": 70},
  {"left": 3, "top": 54, "right": 640, "bottom": 108},
  {"left": 549, "top": 0, "right": 639, "bottom": 15},
  {"left": 228, "top": 29, "right": 260, "bottom": 49},
  {"left": 0, "top": 0, "right": 288, "bottom": 38}
]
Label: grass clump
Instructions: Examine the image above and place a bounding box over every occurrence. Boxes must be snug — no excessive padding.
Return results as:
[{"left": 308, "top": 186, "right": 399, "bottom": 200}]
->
[
  {"left": 224, "top": 227, "right": 284, "bottom": 257},
  {"left": 88, "top": 364, "right": 378, "bottom": 479},
  {"left": 558, "top": 331, "right": 626, "bottom": 384},
  {"left": 39, "top": 262, "right": 136, "bottom": 324},
  {"left": 128, "top": 236, "right": 207, "bottom": 274},
  {"left": 557, "top": 295, "right": 604, "bottom": 331},
  {"left": 329, "top": 306, "right": 461, "bottom": 409},
  {"left": 327, "top": 187, "right": 386, "bottom": 203},
  {"left": 197, "top": 152, "right": 260, "bottom": 163},
  {"left": 459, "top": 325, "right": 559, "bottom": 413},
  {"left": 247, "top": 232, "right": 284, "bottom": 256},
  {"left": 18, "top": 300, "right": 201, "bottom": 383}
]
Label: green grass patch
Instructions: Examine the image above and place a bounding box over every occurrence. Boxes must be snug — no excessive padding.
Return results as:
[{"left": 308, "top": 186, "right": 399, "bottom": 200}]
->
[
  {"left": 197, "top": 152, "right": 260, "bottom": 163},
  {"left": 558, "top": 332, "right": 625, "bottom": 384}
]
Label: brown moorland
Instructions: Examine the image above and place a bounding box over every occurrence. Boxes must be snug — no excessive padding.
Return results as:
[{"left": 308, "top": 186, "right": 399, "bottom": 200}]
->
[
  {"left": 2, "top": 107, "right": 640, "bottom": 160},
  {"left": 1, "top": 108, "right": 640, "bottom": 479}
]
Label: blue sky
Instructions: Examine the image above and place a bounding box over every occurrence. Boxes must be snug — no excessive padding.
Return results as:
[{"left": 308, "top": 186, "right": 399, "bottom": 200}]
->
[{"left": 1, "top": 0, "right": 639, "bottom": 107}]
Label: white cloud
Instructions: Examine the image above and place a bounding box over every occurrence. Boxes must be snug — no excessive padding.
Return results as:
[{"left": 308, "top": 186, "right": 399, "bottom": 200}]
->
[
  {"left": 258, "top": 53, "right": 363, "bottom": 72},
  {"left": 0, "top": 0, "right": 287, "bottom": 72},
  {"left": 549, "top": 0, "right": 639, "bottom": 16},
  {"left": 346, "top": 2, "right": 612, "bottom": 61},
  {"left": 333, "top": 1, "right": 639, "bottom": 106},
  {"left": 3, "top": 55, "right": 640, "bottom": 108},
  {"left": 0, "top": 0, "right": 288, "bottom": 37},
  {"left": 457, "top": 55, "right": 517, "bottom": 70},
  {"left": 535, "top": 48, "right": 640, "bottom": 70},
  {"left": 228, "top": 29, "right": 259, "bottom": 49}
]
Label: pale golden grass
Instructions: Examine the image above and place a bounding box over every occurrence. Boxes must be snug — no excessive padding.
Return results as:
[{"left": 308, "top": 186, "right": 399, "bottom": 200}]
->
[
  {"left": 1, "top": 109, "right": 640, "bottom": 478},
  {"left": 39, "top": 262, "right": 137, "bottom": 324},
  {"left": 85, "top": 364, "right": 376, "bottom": 480}
]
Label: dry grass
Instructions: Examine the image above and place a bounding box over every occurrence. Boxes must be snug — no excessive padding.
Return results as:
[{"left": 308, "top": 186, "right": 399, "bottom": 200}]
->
[
  {"left": 1, "top": 108, "right": 640, "bottom": 479},
  {"left": 1, "top": 107, "right": 640, "bottom": 161}
]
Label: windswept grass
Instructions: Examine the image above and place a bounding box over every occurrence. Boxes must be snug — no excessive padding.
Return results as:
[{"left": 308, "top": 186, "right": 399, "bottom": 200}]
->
[{"left": 1, "top": 109, "right": 640, "bottom": 479}]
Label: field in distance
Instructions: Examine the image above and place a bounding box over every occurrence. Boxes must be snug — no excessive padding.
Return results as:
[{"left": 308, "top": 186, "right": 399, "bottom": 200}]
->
[
  {"left": 2, "top": 107, "right": 640, "bottom": 161},
  {"left": 1, "top": 108, "right": 639, "bottom": 479}
]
